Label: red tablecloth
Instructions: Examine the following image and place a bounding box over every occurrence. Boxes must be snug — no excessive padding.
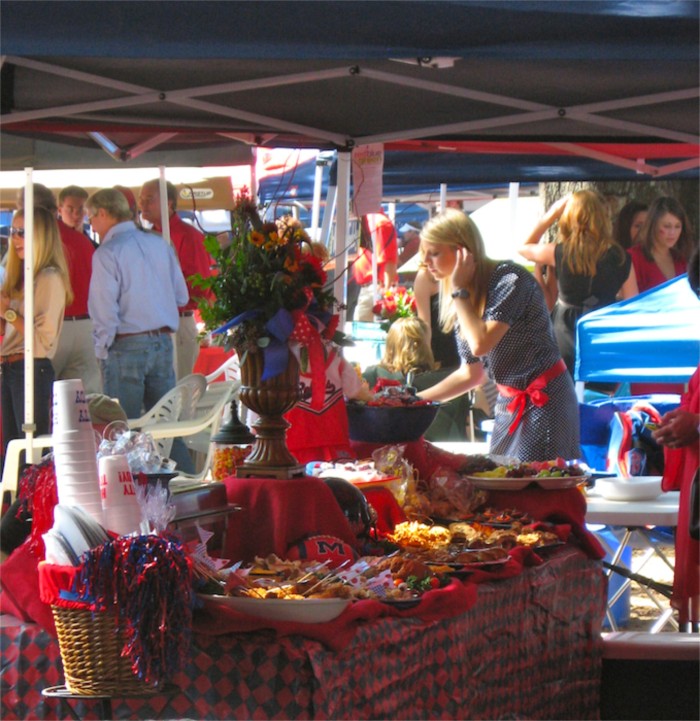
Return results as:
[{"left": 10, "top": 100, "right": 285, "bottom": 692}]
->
[
  {"left": 351, "top": 438, "right": 606, "bottom": 559},
  {"left": 1, "top": 545, "right": 606, "bottom": 720},
  {"left": 222, "top": 475, "right": 359, "bottom": 562}
]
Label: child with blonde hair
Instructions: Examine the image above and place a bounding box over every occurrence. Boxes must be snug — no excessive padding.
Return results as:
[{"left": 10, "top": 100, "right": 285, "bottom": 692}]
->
[{"left": 363, "top": 316, "right": 436, "bottom": 389}]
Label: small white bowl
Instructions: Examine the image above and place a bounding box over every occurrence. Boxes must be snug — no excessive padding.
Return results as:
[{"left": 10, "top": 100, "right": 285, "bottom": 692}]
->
[{"left": 596, "top": 476, "right": 663, "bottom": 502}]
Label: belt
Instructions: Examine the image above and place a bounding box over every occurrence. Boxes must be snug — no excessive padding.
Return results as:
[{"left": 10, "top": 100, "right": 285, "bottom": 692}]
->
[
  {"left": 179, "top": 310, "right": 195, "bottom": 317},
  {"left": 114, "top": 326, "right": 172, "bottom": 340},
  {"left": 1, "top": 352, "right": 26, "bottom": 365},
  {"left": 497, "top": 358, "right": 567, "bottom": 435},
  {"left": 557, "top": 297, "right": 599, "bottom": 313},
  {"left": 64, "top": 314, "right": 90, "bottom": 321}
]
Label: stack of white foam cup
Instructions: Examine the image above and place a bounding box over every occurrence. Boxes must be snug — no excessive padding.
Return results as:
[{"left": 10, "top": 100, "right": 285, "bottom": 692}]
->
[
  {"left": 52, "top": 379, "right": 104, "bottom": 524},
  {"left": 98, "top": 454, "right": 143, "bottom": 536}
]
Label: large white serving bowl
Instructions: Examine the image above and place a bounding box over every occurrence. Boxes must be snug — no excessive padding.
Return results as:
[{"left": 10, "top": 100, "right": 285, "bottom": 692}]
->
[
  {"left": 200, "top": 595, "right": 351, "bottom": 623},
  {"left": 596, "top": 476, "right": 663, "bottom": 502}
]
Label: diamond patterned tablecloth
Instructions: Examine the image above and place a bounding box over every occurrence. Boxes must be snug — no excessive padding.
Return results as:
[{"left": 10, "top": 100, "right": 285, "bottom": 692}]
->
[{"left": 1, "top": 546, "right": 606, "bottom": 720}]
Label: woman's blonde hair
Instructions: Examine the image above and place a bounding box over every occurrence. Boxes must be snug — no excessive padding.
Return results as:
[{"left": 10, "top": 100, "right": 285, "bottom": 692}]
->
[
  {"left": 3, "top": 207, "right": 73, "bottom": 304},
  {"left": 380, "top": 316, "right": 436, "bottom": 376},
  {"left": 557, "top": 189, "right": 624, "bottom": 276},
  {"left": 419, "top": 208, "right": 494, "bottom": 333}
]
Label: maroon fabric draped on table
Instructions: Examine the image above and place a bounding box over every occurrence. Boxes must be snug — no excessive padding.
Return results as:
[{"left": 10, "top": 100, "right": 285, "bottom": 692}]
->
[
  {"left": 222, "top": 476, "right": 359, "bottom": 562},
  {"left": 2, "top": 546, "right": 607, "bottom": 721},
  {"left": 351, "top": 438, "right": 606, "bottom": 559}
]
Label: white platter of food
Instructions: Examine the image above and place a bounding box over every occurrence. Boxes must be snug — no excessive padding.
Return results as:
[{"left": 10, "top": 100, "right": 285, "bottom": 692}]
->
[
  {"left": 466, "top": 475, "right": 588, "bottom": 491},
  {"left": 199, "top": 594, "right": 351, "bottom": 623}
]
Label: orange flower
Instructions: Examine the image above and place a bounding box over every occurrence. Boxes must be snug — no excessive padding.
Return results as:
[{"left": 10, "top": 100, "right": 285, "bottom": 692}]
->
[{"left": 249, "top": 230, "right": 265, "bottom": 247}]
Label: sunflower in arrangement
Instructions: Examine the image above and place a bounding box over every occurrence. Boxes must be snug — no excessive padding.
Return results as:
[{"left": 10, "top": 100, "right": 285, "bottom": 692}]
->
[{"left": 192, "top": 191, "right": 341, "bottom": 379}]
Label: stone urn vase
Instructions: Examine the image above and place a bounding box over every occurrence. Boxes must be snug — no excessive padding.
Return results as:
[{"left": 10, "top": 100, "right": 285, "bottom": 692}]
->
[{"left": 236, "top": 348, "right": 305, "bottom": 478}]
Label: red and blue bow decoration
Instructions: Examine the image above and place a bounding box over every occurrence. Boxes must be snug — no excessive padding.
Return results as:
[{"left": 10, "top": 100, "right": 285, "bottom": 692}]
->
[{"left": 213, "top": 296, "right": 337, "bottom": 409}]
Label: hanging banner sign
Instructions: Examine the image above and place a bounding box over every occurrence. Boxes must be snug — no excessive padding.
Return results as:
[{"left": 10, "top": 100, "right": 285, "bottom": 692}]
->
[
  {"left": 351, "top": 143, "right": 384, "bottom": 216},
  {"left": 175, "top": 176, "right": 236, "bottom": 210}
]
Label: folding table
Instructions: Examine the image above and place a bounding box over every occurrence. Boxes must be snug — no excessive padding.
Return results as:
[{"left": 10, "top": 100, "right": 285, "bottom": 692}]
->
[{"left": 585, "top": 489, "right": 680, "bottom": 632}]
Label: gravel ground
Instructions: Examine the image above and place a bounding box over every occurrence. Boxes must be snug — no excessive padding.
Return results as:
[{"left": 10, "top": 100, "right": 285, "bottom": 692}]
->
[{"left": 617, "top": 545, "right": 677, "bottom": 632}]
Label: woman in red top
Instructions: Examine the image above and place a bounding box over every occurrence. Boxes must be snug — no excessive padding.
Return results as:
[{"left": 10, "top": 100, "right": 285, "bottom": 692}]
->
[
  {"left": 628, "top": 197, "right": 694, "bottom": 395},
  {"left": 628, "top": 196, "right": 693, "bottom": 293},
  {"left": 652, "top": 247, "right": 699, "bottom": 629}
]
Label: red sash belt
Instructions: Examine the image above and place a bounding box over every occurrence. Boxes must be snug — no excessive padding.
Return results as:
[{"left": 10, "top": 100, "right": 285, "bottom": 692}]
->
[{"left": 497, "top": 358, "right": 567, "bottom": 435}]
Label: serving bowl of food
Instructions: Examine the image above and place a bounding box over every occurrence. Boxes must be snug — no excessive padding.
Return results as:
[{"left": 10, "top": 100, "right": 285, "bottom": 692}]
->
[{"left": 346, "top": 400, "right": 440, "bottom": 443}]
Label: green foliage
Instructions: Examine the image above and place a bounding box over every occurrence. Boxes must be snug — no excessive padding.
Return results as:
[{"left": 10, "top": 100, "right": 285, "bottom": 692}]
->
[{"left": 191, "top": 193, "right": 338, "bottom": 352}]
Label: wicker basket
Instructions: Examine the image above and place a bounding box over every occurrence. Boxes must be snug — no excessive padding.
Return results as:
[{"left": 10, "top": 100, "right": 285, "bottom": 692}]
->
[{"left": 52, "top": 606, "right": 160, "bottom": 696}]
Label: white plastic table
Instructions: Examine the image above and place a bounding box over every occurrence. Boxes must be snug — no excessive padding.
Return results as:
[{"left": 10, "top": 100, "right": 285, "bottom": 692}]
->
[{"left": 585, "top": 489, "right": 680, "bottom": 632}]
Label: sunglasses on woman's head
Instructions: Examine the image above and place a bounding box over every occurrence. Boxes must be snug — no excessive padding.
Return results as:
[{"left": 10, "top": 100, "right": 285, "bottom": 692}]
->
[{"left": 10, "top": 228, "right": 25, "bottom": 237}]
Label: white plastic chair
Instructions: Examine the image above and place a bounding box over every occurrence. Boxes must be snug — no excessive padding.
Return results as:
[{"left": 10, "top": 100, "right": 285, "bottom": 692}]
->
[
  {"left": 140, "top": 380, "right": 239, "bottom": 482},
  {"left": 204, "top": 351, "right": 245, "bottom": 425},
  {"left": 127, "top": 385, "right": 189, "bottom": 459},
  {"left": 176, "top": 373, "right": 208, "bottom": 420},
  {"left": 1, "top": 435, "right": 54, "bottom": 506},
  {"left": 205, "top": 352, "right": 240, "bottom": 384}
]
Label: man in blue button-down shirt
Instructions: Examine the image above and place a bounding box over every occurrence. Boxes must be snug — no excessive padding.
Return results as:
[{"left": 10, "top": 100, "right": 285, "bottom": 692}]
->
[{"left": 87, "top": 188, "right": 189, "bottom": 423}]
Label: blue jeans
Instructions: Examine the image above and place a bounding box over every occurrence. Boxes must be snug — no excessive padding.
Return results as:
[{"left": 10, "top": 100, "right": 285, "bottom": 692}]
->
[
  {"left": 101, "top": 334, "right": 176, "bottom": 418},
  {"left": 100, "top": 334, "right": 194, "bottom": 473},
  {"left": 1, "top": 358, "right": 55, "bottom": 458}
]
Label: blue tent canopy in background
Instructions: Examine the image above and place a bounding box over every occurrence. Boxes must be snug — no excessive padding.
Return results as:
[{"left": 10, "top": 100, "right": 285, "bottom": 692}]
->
[{"left": 576, "top": 276, "right": 700, "bottom": 384}]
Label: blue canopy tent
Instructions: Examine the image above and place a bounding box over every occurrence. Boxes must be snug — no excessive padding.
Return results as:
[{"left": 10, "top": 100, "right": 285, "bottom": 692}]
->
[
  {"left": 576, "top": 276, "right": 700, "bottom": 385},
  {"left": 1, "top": 2, "right": 698, "bottom": 173},
  {"left": 576, "top": 275, "right": 699, "bottom": 470},
  {"left": 1, "top": 0, "right": 698, "bottom": 475}
]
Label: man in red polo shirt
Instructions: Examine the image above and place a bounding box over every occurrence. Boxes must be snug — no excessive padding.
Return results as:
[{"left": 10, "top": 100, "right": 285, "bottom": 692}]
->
[
  {"left": 138, "top": 179, "right": 214, "bottom": 379},
  {"left": 351, "top": 211, "right": 398, "bottom": 321},
  {"left": 18, "top": 184, "right": 102, "bottom": 394}
]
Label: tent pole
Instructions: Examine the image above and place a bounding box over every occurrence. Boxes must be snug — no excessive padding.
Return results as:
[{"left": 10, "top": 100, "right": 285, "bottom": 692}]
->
[
  {"left": 320, "top": 186, "right": 337, "bottom": 248},
  {"left": 319, "top": 153, "right": 337, "bottom": 249},
  {"left": 508, "top": 182, "right": 519, "bottom": 252},
  {"left": 158, "top": 166, "right": 171, "bottom": 244},
  {"left": 310, "top": 154, "right": 324, "bottom": 241},
  {"left": 23, "top": 170, "right": 37, "bottom": 459},
  {"left": 334, "top": 152, "right": 351, "bottom": 328}
]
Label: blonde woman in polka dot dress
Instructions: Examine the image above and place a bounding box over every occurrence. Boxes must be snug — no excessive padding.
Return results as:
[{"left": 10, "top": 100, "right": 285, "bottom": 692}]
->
[{"left": 416, "top": 209, "right": 581, "bottom": 462}]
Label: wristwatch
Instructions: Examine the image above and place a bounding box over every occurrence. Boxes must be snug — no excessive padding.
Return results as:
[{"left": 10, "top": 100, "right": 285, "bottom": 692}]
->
[
  {"left": 451, "top": 288, "right": 470, "bottom": 300},
  {"left": 3, "top": 309, "right": 17, "bottom": 323}
]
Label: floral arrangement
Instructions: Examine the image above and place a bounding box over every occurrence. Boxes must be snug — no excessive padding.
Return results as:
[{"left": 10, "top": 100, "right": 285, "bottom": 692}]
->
[
  {"left": 192, "top": 190, "right": 341, "bottom": 380},
  {"left": 372, "top": 286, "right": 417, "bottom": 330}
]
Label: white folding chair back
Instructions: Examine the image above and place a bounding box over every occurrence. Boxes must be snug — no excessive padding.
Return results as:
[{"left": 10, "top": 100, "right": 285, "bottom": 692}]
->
[
  {"left": 128, "top": 385, "right": 189, "bottom": 459},
  {"left": 1, "top": 435, "right": 54, "bottom": 507},
  {"left": 176, "top": 373, "right": 208, "bottom": 420},
  {"left": 140, "top": 380, "right": 239, "bottom": 482},
  {"left": 205, "top": 352, "right": 240, "bottom": 384}
]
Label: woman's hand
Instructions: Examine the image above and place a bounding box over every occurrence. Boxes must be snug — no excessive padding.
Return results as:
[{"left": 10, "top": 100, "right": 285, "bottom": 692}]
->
[
  {"left": 353, "top": 380, "right": 374, "bottom": 404},
  {"left": 416, "top": 362, "right": 484, "bottom": 402},
  {"left": 547, "top": 194, "right": 570, "bottom": 222},
  {"left": 521, "top": 194, "right": 570, "bottom": 249},
  {"left": 451, "top": 247, "right": 475, "bottom": 291},
  {"left": 0, "top": 293, "right": 10, "bottom": 315},
  {"left": 653, "top": 408, "right": 700, "bottom": 449}
]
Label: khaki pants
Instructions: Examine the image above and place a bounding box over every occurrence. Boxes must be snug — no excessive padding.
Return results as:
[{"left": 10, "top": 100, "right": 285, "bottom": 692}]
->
[
  {"left": 353, "top": 285, "right": 377, "bottom": 322},
  {"left": 51, "top": 317, "right": 102, "bottom": 394},
  {"left": 175, "top": 313, "right": 200, "bottom": 380}
]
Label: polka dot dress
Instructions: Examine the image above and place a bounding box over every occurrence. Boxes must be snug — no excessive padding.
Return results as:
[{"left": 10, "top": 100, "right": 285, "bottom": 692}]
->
[{"left": 456, "top": 262, "right": 581, "bottom": 462}]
